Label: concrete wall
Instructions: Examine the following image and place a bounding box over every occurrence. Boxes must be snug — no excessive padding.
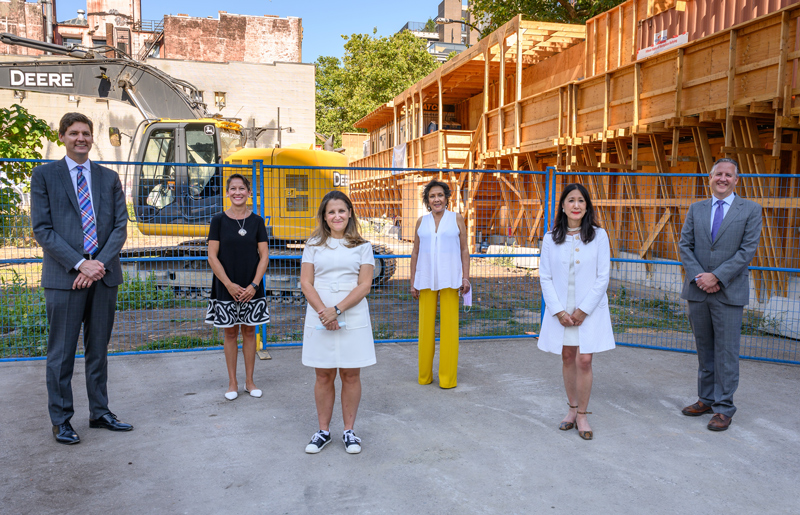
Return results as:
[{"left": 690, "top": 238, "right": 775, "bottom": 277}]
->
[
  {"left": 0, "top": 0, "right": 45, "bottom": 55},
  {"left": 162, "top": 12, "right": 302, "bottom": 64},
  {"left": 147, "top": 58, "right": 315, "bottom": 148}
]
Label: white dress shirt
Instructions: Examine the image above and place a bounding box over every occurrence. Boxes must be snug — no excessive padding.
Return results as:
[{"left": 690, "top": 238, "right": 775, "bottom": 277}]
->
[
  {"left": 65, "top": 156, "right": 94, "bottom": 269},
  {"left": 710, "top": 191, "right": 735, "bottom": 232}
]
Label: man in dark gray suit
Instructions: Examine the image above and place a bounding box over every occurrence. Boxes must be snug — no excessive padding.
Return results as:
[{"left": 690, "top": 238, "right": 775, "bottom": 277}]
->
[
  {"left": 31, "top": 112, "right": 133, "bottom": 444},
  {"left": 678, "top": 158, "right": 762, "bottom": 431}
]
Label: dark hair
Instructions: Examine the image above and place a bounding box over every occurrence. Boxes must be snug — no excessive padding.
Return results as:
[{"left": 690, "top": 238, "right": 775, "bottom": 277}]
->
[
  {"left": 58, "top": 112, "right": 93, "bottom": 136},
  {"left": 226, "top": 173, "right": 251, "bottom": 191},
  {"left": 309, "top": 190, "right": 366, "bottom": 248},
  {"left": 421, "top": 180, "right": 451, "bottom": 211},
  {"left": 551, "top": 183, "right": 599, "bottom": 245}
]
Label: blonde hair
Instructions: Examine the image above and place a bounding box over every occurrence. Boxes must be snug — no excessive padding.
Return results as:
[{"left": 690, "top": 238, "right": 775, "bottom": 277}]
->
[{"left": 308, "top": 191, "right": 367, "bottom": 248}]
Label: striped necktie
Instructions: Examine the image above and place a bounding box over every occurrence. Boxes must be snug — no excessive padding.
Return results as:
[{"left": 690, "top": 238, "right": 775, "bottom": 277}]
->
[{"left": 76, "top": 165, "right": 99, "bottom": 255}]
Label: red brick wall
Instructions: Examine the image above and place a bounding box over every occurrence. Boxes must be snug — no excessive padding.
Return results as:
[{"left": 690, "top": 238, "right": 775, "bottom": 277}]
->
[
  {"left": 0, "top": 0, "right": 46, "bottom": 55},
  {"left": 163, "top": 13, "right": 302, "bottom": 63}
]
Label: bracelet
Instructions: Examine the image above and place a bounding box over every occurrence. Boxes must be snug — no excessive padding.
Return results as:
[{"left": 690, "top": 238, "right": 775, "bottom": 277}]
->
[{"left": 557, "top": 312, "right": 566, "bottom": 319}]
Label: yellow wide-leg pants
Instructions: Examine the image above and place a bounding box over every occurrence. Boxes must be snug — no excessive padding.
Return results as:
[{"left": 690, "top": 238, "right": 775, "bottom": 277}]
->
[{"left": 418, "top": 288, "right": 459, "bottom": 388}]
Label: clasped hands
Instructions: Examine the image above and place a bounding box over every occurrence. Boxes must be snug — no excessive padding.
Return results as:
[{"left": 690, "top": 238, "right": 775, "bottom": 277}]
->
[
  {"left": 557, "top": 308, "right": 587, "bottom": 328},
  {"left": 224, "top": 282, "right": 257, "bottom": 302},
  {"left": 73, "top": 259, "right": 106, "bottom": 290},
  {"left": 694, "top": 272, "right": 721, "bottom": 293},
  {"left": 318, "top": 306, "right": 340, "bottom": 331}
]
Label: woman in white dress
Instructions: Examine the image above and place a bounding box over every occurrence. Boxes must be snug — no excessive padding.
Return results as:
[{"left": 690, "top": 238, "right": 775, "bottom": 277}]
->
[
  {"left": 300, "top": 191, "right": 375, "bottom": 454},
  {"left": 538, "top": 183, "right": 615, "bottom": 440}
]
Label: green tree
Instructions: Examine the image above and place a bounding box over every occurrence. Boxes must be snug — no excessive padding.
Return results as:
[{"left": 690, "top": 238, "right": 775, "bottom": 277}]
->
[
  {"left": 0, "top": 104, "right": 60, "bottom": 210},
  {"left": 423, "top": 18, "right": 437, "bottom": 32},
  {"left": 316, "top": 29, "right": 439, "bottom": 147},
  {"left": 469, "top": 0, "right": 627, "bottom": 34}
]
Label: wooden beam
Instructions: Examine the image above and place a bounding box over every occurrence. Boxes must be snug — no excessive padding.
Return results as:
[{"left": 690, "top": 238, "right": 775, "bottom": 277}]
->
[
  {"left": 638, "top": 208, "right": 673, "bottom": 258},
  {"left": 724, "top": 30, "right": 737, "bottom": 156}
]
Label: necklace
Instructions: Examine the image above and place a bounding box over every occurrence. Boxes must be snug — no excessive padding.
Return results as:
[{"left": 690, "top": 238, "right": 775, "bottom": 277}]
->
[{"left": 230, "top": 211, "right": 248, "bottom": 236}]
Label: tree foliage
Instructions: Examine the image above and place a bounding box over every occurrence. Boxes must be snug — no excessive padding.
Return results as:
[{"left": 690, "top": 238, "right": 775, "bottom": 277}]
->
[
  {"left": 469, "top": 0, "right": 627, "bottom": 34},
  {"left": 0, "top": 104, "right": 60, "bottom": 212},
  {"left": 315, "top": 29, "right": 439, "bottom": 147}
]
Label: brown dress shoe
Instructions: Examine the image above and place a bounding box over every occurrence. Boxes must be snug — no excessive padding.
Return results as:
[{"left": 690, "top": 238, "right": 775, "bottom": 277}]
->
[
  {"left": 707, "top": 413, "right": 732, "bottom": 431},
  {"left": 681, "top": 401, "right": 712, "bottom": 416}
]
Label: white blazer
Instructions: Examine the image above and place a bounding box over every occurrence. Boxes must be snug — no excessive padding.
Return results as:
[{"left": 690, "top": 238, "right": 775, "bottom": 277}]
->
[{"left": 537, "top": 227, "right": 615, "bottom": 354}]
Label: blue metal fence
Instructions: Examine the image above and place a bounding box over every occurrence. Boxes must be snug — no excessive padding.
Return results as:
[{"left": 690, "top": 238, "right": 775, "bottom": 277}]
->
[{"left": 1, "top": 158, "right": 797, "bottom": 364}]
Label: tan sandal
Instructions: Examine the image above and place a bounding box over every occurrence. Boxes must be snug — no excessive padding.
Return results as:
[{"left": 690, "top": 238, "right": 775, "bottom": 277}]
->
[
  {"left": 577, "top": 411, "right": 593, "bottom": 440},
  {"left": 559, "top": 403, "right": 579, "bottom": 431}
]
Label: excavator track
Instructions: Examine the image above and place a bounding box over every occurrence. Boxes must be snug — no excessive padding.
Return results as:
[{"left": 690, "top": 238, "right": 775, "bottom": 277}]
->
[{"left": 120, "top": 240, "right": 397, "bottom": 305}]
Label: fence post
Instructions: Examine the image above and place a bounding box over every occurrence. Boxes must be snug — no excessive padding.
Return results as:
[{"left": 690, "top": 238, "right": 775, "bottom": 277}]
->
[{"left": 251, "top": 160, "right": 270, "bottom": 359}]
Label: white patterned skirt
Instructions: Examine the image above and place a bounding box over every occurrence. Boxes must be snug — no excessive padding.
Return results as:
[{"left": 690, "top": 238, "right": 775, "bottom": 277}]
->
[{"left": 205, "top": 298, "right": 270, "bottom": 328}]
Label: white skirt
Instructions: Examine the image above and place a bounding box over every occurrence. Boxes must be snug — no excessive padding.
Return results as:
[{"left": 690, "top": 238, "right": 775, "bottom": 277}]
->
[{"left": 302, "top": 280, "right": 376, "bottom": 369}]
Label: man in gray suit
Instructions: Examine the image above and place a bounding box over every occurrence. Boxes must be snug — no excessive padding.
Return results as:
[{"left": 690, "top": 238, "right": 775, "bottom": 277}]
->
[
  {"left": 678, "top": 158, "right": 762, "bottom": 431},
  {"left": 31, "top": 112, "right": 133, "bottom": 444}
]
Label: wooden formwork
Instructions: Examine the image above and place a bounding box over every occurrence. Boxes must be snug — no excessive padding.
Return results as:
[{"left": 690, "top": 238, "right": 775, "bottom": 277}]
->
[{"left": 349, "top": 3, "right": 800, "bottom": 301}]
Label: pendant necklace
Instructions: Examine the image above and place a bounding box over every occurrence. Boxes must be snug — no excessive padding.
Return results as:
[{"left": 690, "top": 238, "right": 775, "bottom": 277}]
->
[{"left": 233, "top": 213, "right": 248, "bottom": 236}]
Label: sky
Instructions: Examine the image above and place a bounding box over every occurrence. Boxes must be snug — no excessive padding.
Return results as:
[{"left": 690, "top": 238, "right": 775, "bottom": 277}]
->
[{"left": 52, "top": 0, "right": 458, "bottom": 63}]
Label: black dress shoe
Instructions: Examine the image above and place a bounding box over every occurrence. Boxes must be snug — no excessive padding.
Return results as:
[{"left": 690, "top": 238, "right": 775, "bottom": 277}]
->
[
  {"left": 53, "top": 422, "right": 80, "bottom": 445},
  {"left": 89, "top": 412, "right": 133, "bottom": 431}
]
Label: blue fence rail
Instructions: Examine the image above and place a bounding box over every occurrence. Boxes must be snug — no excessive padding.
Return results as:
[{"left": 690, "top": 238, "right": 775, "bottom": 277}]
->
[{"left": 1, "top": 158, "right": 798, "bottom": 364}]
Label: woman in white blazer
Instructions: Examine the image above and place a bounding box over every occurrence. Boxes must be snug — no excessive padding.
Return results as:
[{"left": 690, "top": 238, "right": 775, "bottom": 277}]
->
[{"left": 538, "top": 183, "right": 615, "bottom": 440}]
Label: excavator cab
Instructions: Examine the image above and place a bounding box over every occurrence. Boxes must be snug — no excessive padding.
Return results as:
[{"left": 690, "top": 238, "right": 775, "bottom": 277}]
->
[{"left": 133, "top": 119, "right": 244, "bottom": 233}]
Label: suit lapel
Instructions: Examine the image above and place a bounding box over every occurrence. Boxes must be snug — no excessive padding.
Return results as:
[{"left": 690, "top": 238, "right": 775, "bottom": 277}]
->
[
  {"left": 57, "top": 158, "right": 81, "bottom": 215},
  {"left": 698, "top": 199, "right": 712, "bottom": 243},
  {"left": 90, "top": 163, "right": 103, "bottom": 222},
  {"left": 713, "top": 195, "right": 743, "bottom": 244}
]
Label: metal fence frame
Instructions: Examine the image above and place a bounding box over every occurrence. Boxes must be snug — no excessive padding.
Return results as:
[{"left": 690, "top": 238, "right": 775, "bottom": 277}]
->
[{"left": 1, "top": 159, "right": 798, "bottom": 365}]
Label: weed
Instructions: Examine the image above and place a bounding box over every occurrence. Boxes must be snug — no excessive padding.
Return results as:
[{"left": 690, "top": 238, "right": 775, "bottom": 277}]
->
[
  {"left": 132, "top": 336, "right": 222, "bottom": 352},
  {"left": 116, "top": 272, "right": 176, "bottom": 311}
]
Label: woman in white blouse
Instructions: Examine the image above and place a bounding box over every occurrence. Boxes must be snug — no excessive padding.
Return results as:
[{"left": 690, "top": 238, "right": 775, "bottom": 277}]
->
[
  {"left": 410, "top": 180, "right": 470, "bottom": 389},
  {"left": 300, "top": 191, "right": 375, "bottom": 454},
  {"left": 538, "top": 183, "right": 615, "bottom": 440}
]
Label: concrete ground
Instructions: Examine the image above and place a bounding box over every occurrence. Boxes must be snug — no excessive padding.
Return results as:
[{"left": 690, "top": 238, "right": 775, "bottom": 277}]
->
[{"left": 1, "top": 340, "right": 798, "bottom": 515}]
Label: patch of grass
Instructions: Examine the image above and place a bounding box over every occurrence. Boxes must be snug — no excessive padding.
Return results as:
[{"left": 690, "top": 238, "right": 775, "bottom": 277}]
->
[
  {"left": 116, "top": 272, "right": 176, "bottom": 311},
  {"left": 373, "top": 323, "right": 395, "bottom": 339},
  {"left": 0, "top": 209, "right": 36, "bottom": 247},
  {"left": 0, "top": 270, "right": 48, "bottom": 356},
  {"left": 742, "top": 310, "right": 782, "bottom": 336},
  {"left": 132, "top": 336, "right": 222, "bottom": 352},
  {"left": 460, "top": 306, "right": 514, "bottom": 327}
]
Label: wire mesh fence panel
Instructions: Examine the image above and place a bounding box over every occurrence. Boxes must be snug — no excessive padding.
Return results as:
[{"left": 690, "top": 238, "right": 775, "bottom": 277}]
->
[{"left": 1, "top": 158, "right": 798, "bottom": 364}]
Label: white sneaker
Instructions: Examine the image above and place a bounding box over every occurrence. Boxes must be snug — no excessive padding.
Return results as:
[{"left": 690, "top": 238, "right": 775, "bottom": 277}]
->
[
  {"left": 342, "top": 429, "right": 362, "bottom": 454},
  {"left": 305, "top": 430, "right": 331, "bottom": 454}
]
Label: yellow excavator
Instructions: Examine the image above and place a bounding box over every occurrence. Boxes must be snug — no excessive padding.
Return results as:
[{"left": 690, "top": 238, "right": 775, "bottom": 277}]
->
[{"left": 1, "top": 33, "right": 395, "bottom": 302}]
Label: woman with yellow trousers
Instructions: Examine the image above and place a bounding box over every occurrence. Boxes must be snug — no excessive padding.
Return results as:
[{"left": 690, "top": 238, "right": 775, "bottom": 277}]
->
[{"left": 410, "top": 180, "right": 470, "bottom": 388}]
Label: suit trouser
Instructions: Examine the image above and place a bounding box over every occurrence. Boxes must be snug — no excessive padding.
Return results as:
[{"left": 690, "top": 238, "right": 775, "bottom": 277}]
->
[
  {"left": 687, "top": 295, "right": 743, "bottom": 418},
  {"left": 418, "top": 288, "right": 459, "bottom": 388},
  {"left": 45, "top": 281, "right": 118, "bottom": 425}
]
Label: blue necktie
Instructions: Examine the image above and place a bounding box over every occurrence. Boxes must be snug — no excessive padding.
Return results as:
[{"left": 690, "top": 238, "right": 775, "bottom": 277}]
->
[
  {"left": 76, "top": 165, "right": 99, "bottom": 255},
  {"left": 711, "top": 199, "right": 725, "bottom": 242}
]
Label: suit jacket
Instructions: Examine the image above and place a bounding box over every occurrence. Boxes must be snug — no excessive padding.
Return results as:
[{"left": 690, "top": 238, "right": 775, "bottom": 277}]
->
[
  {"left": 679, "top": 195, "right": 762, "bottom": 306},
  {"left": 31, "top": 158, "right": 128, "bottom": 290},
  {"left": 537, "top": 227, "right": 615, "bottom": 354}
]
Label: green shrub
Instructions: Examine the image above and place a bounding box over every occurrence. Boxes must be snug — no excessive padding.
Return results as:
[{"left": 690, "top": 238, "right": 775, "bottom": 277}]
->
[{"left": 116, "top": 272, "right": 176, "bottom": 311}]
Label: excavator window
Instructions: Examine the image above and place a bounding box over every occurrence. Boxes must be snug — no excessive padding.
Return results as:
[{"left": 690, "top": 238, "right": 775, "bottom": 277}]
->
[
  {"left": 186, "top": 125, "right": 220, "bottom": 199},
  {"left": 139, "top": 129, "right": 176, "bottom": 210}
]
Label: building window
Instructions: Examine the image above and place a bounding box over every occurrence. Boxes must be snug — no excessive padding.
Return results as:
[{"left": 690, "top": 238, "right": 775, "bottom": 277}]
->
[
  {"left": 214, "top": 92, "right": 227, "bottom": 109},
  {"left": 62, "top": 37, "right": 82, "bottom": 48}
]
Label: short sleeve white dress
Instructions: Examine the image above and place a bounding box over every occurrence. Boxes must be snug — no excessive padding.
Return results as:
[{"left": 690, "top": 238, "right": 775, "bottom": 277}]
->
[{"left": 301, "top": 237, "right": 377, "bottom": 369}]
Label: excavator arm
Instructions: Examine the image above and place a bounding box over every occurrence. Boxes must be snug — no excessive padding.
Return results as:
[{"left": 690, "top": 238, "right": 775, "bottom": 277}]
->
[{"left": 0, "top": 32, "right": 208, "bottom": 120}]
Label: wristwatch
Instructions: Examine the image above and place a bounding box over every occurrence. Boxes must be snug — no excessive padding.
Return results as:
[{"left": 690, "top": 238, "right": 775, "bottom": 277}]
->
[
  {"left": 335, "top": 305, "right": 342, "bottom": 315},
  {"left": 250, "top": 282, "right": 259, "bottom": 289}
]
